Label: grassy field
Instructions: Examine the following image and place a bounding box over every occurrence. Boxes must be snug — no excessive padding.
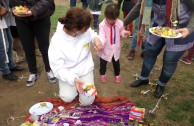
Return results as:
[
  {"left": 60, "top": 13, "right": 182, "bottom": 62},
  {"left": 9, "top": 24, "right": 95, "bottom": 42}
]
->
[{"left": 50, "top": 4, "right": 194, "bottom": 126}]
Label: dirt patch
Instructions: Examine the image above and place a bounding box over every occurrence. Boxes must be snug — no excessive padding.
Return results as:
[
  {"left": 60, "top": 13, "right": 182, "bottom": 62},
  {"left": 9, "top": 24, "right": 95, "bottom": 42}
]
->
[{"left": 0, "top": 1, "right": 193, "bottom": 126}]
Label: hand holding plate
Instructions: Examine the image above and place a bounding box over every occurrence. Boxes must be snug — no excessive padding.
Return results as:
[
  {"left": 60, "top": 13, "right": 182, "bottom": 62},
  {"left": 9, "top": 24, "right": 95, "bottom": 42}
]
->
[{"left": 176, "top": 28, "right": 189, "bottom": 38}]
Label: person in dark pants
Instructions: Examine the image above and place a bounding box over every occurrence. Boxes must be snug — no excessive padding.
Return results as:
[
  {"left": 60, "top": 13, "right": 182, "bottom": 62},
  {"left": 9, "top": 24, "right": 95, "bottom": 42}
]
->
[
  {"left": 70, "top": 0, "right": 88, "bottom": 9},
  {"left": 11, "top": 0, "right": 57, "bottom": 86},
  {"left": 87, "top": 0, "right": 103, "bottom": 30}
]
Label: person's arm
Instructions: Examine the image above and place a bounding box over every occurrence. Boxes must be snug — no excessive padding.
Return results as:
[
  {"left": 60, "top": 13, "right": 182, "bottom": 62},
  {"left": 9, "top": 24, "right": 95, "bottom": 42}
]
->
[
  {"left": 176, "top": 0, "right": 194, "bottom": 38},
  {"left": 186, "top": 0, "right": 194, "bottom": 34},
  {"left": 187, "top": 12, "right": 194, "bottom": 34},
  {"left": 30, "top": 0, "right": 54, "bottom": 17},
  {"left": 48, "top": 42, "right": 79, "bottom": 85},
  {"left": 0, "top": 5, "right": 8, "bottom": 17},
  {"left": 98, "top": 23, "right": 106, "bottom": 47},
  {"left": 87, "top": 28, "right": 103, "bottom": 51},
  {"left": 123, "top": 0, "right": 142, "bottom": 26}
]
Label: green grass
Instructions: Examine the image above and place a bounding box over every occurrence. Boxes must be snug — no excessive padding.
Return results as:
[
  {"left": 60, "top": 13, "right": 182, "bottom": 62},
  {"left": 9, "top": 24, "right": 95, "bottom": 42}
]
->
[
  {"left": 50, "top": 5, "right": 69, "bottom": 34},
  {"left": 50, "top": 3, "right": 123, "bottom": 34}
]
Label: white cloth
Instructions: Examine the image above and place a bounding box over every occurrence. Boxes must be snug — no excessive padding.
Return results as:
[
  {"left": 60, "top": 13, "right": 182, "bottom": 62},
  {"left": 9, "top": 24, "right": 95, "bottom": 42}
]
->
[
  {"left": 0, "top": 18, "right": 7, "bottom": 29},
  {"left": 58, "top": 71, "right": 95, "bottom": 106},
  {"left": 48, "top": 22, "right": 99, "bottom": 85},
  {"left": 90, "top": 10, "right": 101, "bottom": 15}
]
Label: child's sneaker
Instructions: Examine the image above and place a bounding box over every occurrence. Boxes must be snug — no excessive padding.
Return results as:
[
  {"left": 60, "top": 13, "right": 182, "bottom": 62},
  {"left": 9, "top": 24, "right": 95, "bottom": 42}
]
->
[
  {"left": 100, "top": 75, "right": 106, "bottom": 83},
  {"left": 26, "top": 73, "right": 39, "bottom": 87},
  {"left": 179, "top": 57, "right": 191, "bottom": 65},
  {"left": 115, "top": 76, "right": 121, "bottom": 83},
  {"left": 47, "top": 70, "right": 57, "bottom": 83}
]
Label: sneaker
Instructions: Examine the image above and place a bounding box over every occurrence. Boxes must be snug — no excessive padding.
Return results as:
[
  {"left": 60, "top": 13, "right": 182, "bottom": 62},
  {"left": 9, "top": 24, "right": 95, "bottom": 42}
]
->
[
  {"left": 115, "top": 76, "right": 121, "bottom": 83},
  {"left": 100, "top": 75, "right": 106, "bottom": 83},
  {"left": 127, "top": 50, "right": 135, "bottom": 60},
  {"left": 47, "top": 70, "right": 57, "bottom": 83},
  {"left": 26, "top": 73, "right": 39, "bottom": 87},
  {"left": 179, "top": 57, "right": 191, "bottom": 65},
  {"left": 2, "top": 73, "right": 18, "bottom": 81}
]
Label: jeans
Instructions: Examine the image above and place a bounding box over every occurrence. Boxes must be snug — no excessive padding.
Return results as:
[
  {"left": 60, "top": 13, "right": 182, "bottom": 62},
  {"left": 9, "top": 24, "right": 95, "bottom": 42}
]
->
[
  {"left": 139, "top": 38, "right": 184, "bottom": 86},
  {"left": 130, "top": 18, "right": 146, "bottom": 52},
  {"left": 93, "top": 14, "right": 99, "bottom": 29},
  {"left": 15, "top": 17, "right": 51, "bottom": 74},
  {"left": 130, "top": 31, "right": 146, "bottom": 52},
  {"left": 0, "top": 28, "right": 16, "bottom": 75},
  {"left": 70, "top": 0, "right": 88, "bottom": 9}
]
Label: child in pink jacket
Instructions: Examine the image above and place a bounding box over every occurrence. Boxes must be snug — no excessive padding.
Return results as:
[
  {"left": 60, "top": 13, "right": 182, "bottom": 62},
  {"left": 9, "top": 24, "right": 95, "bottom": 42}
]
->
[{"left": 98, "top": 3, "right": 131, "bottom": 83}]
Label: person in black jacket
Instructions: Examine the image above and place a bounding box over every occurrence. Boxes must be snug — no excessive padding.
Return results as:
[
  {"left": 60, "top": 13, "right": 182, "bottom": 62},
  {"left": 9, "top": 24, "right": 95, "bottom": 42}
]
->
[{"left": 10, "top": 0, "right": 57, "bottom": 86}]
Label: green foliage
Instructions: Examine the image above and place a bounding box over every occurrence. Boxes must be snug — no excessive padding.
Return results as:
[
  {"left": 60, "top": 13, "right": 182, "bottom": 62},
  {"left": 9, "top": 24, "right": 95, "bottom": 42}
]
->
[
  {"left": 165, "top": 102, "right": 194, "bottom": 123},
  {"left": 165, "top": 108, "right": 186, "bottom": 121},
  {"left": 50, "top": 5, "right": 69, "bottom": 34},
  {"left": 177, "top": 100, "right": 193, "bottom": 112}
]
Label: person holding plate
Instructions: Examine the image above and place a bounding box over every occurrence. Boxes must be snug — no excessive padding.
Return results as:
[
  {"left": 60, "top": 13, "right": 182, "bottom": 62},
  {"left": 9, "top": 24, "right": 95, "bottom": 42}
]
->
[
  {"left": 10, "top": 0, "right": 57, "bottom": 86},
  {"left": 123, "top": 0, "right": 194, "bottom": 98},
  {"left": 48, "top": 7, "right": 102, "bottom": 106}
]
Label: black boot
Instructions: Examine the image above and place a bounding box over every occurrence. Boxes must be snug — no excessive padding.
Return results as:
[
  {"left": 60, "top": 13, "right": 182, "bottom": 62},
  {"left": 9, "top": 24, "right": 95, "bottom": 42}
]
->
[
  {"left": 154, "top": 85, "right": 165, "bottom": 98},
  {"left": 2, "top": 73, "right": 18, "bottom": 81},
  {"left": 10, "top": 66, "right": 26, "bottom": 72},
  {"left": 130, "top": 78, "right": 149, "bottom": 87}
]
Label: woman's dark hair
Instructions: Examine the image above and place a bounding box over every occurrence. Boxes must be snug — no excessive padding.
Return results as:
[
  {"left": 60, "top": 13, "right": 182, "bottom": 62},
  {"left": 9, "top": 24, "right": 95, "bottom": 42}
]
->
[
  {"left": 58, "top": 7, "right": 92, "bottom": 31},
  {"left": 104, "top": 3, "right": 119, "bottom": 20}
]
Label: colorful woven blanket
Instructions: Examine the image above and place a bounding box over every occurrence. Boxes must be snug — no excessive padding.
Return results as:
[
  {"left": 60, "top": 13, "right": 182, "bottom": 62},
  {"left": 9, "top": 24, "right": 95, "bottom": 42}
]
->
[{"left": 23, "top": 96, "right": 148, "bottom": 126}]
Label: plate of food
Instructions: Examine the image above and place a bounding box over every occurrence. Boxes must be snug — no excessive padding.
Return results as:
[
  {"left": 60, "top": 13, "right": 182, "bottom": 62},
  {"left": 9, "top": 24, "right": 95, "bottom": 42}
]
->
[
  {"left": 12, "top": 6, "right": 31, "bottom": 17},
  {"left": 29, "top": 102, "right": 53, "bottom": 115},
  {"left": 149, "top": 26, "right": 182, "bottom": 38}
]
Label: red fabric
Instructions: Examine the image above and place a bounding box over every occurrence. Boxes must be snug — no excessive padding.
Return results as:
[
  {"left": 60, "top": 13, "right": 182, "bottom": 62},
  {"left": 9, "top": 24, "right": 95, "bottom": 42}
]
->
[
  {"left": 123, "top": 12, "right": 133, "bottom": 34},
  {"left": 110, "top": 26, "right": 113, "bottom": 45},
  {"left": 40, "top": 95, "right": 131, "bottom": 110},
  {"left": 187, "top": 44, "right": 194, "bottom": 60},
  {"left": 131, "top": 0, "right": 138, "bottom": 4},
  {"left": 166, "top": 0, "right": 172, "bottom": 27}
]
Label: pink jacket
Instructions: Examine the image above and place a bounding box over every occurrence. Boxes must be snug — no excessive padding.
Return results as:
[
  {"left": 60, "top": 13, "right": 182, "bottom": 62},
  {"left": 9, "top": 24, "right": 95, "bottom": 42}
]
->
[{"left": 98, "top": 19, "right": 126, "bottom": 62}]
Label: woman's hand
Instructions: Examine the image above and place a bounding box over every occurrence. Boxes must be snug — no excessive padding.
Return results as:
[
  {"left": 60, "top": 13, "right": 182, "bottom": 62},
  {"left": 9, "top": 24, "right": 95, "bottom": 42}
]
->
[
  {"left": 74, "top": 78, "right": 84, "bottom": 94},
  {"left": 176, "top": 28, "right": 190, "bottom": 38},
  {"left": 26, "top": 10, "right": 32, "bottom": 16},
  {"left": 94, "top": 37, "right": 103, "bottom": 52},
  {"left": 0, "top": 6, "right": 8, "bottom": 17},
  {"left": 124, "top": 30, "right": 131, "bottom": 37}
]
